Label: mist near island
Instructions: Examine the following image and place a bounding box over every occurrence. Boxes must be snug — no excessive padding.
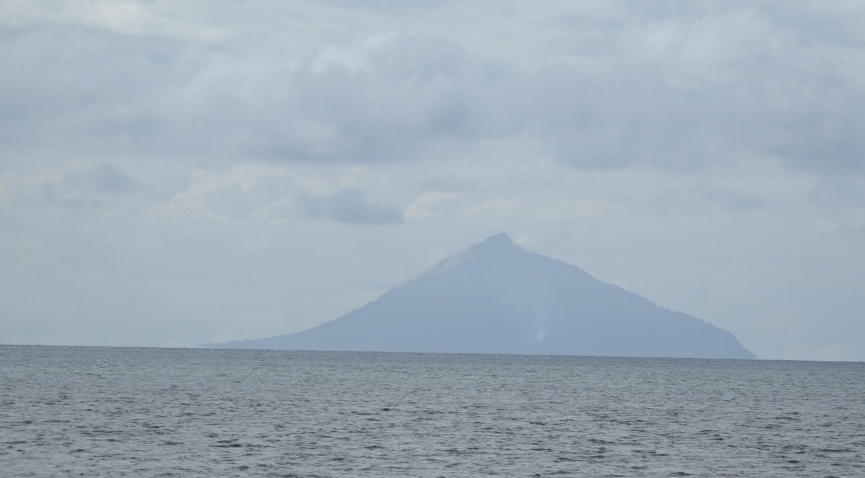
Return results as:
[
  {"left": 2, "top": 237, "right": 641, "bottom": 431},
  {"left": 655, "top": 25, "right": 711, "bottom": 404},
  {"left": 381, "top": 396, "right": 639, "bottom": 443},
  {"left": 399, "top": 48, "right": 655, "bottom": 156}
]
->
[{"left": 1, "top": 2, "right": 864, "bottom": 360}]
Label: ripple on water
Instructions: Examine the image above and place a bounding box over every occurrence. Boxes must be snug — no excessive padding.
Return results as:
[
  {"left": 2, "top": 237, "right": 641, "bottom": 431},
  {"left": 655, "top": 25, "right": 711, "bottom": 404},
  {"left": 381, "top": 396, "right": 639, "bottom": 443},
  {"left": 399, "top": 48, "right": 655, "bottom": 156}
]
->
[{"left": 1, "top": 347, "right": 864, "bottom": 477}]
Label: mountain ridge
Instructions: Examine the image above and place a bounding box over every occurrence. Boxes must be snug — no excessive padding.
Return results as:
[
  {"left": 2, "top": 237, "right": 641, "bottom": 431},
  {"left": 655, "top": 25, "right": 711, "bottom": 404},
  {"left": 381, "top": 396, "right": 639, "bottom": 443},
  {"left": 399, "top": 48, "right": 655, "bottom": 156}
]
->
[{"left": 209, "top": 234, "right": 755, "bottom": 359}]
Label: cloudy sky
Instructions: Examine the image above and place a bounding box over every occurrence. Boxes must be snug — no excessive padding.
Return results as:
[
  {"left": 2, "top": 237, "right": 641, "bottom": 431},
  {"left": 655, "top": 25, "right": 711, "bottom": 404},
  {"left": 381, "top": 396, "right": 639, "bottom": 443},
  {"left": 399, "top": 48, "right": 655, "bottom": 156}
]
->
[{"left": 2, "top": 0, "right": 864, "bottom": 360}]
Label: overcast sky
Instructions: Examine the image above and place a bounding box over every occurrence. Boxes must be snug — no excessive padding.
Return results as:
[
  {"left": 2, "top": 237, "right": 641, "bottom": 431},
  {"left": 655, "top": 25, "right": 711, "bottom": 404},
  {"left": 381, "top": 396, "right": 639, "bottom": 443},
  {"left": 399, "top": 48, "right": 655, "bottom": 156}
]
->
[{"left": 2, "top": 0, "right": 864, "bottom": 360}]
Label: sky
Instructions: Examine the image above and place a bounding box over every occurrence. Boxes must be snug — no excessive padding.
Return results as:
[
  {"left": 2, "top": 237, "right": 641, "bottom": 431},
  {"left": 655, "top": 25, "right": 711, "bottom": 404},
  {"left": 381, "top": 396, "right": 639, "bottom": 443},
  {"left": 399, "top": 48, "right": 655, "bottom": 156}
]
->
[{"left": 1, "top": 0, "right": 864, "bottom": 361}]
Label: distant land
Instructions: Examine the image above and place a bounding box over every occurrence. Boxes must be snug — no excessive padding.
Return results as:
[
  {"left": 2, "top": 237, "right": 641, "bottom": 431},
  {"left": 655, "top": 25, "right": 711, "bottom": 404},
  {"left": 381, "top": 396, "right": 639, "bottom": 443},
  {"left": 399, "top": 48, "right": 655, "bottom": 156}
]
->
[{"left": 209, "top": 234, "right": 756, "bottom": 359}]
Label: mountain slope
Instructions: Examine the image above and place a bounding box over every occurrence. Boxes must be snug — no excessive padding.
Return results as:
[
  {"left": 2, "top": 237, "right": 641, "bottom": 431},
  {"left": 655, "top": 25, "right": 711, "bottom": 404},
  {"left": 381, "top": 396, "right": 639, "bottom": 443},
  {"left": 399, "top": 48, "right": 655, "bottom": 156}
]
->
[{"left": 211, "top": 234, "right": 755, "bottom": 359}]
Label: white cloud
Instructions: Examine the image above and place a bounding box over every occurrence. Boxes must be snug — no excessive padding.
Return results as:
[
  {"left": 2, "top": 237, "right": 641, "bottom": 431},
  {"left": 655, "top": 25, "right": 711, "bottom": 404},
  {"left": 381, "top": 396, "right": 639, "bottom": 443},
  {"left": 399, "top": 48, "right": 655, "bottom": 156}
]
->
[{"left": 166, "top": 164, "right": 299, "bottom": 224}]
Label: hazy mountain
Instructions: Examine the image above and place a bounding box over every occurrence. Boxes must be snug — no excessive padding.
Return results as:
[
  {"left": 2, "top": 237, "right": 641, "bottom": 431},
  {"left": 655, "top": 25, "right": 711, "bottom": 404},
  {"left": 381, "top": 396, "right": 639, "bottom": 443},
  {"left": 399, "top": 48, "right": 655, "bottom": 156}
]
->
[{"left": 211, "top": 234, "right": 755, "bottom": 359}]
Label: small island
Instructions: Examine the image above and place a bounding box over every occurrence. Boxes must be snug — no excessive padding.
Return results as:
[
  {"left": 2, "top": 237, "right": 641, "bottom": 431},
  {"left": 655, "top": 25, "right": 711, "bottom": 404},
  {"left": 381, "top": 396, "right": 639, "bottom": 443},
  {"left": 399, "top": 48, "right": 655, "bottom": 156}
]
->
[{"left": 210, "top": 234, "right": 755, "bottom": 359}]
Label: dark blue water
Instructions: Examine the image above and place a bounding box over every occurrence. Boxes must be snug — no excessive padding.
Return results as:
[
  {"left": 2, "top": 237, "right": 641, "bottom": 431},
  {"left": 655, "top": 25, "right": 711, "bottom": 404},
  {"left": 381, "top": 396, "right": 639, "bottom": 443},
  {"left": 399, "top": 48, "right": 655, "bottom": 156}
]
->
[{"left": 1, "top": 345, "right": 863, "bottom": 477}]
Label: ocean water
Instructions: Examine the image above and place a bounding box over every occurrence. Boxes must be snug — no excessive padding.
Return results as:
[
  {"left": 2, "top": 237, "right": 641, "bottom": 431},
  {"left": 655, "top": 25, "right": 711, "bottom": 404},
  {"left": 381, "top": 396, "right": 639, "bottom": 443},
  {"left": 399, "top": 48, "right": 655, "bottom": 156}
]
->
[{"left": 1, "top": 346, "right": 863, "bottom": 478}]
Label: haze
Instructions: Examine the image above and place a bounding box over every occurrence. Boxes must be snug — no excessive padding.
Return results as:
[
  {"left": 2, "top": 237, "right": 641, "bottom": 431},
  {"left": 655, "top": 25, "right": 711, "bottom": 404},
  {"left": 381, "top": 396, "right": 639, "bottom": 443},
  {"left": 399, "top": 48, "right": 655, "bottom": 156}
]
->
[{"left": 1, "top": 1, "right": 864, "bottom": 361}]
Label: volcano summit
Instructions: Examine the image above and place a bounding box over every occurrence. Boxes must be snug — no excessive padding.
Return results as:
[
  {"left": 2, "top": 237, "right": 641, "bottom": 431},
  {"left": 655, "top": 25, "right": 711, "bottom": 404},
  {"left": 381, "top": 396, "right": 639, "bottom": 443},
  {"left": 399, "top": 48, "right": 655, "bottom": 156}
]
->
[{"left": 211, "top": 234, "right": 755, "bottom": 359}]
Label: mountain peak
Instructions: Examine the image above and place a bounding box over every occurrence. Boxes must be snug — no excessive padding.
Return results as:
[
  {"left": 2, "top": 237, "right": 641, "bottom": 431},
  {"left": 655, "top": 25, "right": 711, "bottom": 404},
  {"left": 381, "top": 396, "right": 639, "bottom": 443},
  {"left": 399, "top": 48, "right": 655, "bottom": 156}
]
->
[
  {"left": 469, "top": 233, "right": 520, "bottom": 254},
  {"left": 427, "top": 234, "right": 522, "bottom": 273},
  {"left": 478, "top": 233, "right": 513, "bottom": 246}
]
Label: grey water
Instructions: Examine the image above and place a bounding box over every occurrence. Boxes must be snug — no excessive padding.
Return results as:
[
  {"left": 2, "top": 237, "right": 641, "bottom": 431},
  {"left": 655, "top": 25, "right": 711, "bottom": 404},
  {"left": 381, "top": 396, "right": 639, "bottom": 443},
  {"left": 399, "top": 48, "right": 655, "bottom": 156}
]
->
[{"left": 1, "top": 346, "right": 863, "bottom": 478}]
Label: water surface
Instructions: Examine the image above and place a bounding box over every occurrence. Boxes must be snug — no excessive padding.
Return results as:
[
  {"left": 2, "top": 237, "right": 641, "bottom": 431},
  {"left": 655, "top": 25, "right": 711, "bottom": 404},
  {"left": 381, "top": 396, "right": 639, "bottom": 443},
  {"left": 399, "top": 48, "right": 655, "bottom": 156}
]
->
[{"left": 1, "top": 346, "right": 863, "bottom": 477}]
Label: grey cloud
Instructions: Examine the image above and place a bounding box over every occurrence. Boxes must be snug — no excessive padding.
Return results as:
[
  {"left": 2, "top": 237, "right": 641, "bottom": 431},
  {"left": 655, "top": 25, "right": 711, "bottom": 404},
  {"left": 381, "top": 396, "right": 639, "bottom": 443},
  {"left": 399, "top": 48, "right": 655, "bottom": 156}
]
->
[
  {"left": 91, "top": 164, "right": 141, "bottom": 194},
  {"left": 694, "top": 183, "right": 765, "bottom": 213},
  {"left": 298, "top": 188, "right": 404, "bottom": 225},
  {"left": 1, "top": 6, "right": 865, "bottom": 176},
  {"left": 61, "top": 163, "right": 141, "bottom": 198},
  {"left": 526, "top": 70, "right": 727, "bottom": 171},
  {"left": 768, "top": 106, "right": 865, "bottom": 176},
  {"left": 811, "top": 177, "right": 865, "bottom": 209},
  {"left": 0, "top": 27, "right": 503, "bottom": 163},
  {"left": 0, "top": 26, "right": 177, "bottom": 147},
  {"left": 420, "top": 174, "right": 478, "bottom": 192},
  {"left": 268, "top": 34, "right": 508, "bottom": 162},
  {"left": 315, "top": 0, "right": 458, "bottom": 15},
  {"left": 3, "top": 163, "right": 140, "bottom": 211},
  {"left": 25, "top": 181, "right": 105, "bottom": 210},
  {"left": 532, "top": 7, "right": 865, "bottom": 175}
]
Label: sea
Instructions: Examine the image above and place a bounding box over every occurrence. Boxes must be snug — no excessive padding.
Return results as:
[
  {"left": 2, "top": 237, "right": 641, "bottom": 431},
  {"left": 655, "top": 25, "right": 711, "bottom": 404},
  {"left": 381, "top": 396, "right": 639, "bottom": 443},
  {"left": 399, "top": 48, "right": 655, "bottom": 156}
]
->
[{"left": 1, "top": 346, "right": 863, "bottom": 477}]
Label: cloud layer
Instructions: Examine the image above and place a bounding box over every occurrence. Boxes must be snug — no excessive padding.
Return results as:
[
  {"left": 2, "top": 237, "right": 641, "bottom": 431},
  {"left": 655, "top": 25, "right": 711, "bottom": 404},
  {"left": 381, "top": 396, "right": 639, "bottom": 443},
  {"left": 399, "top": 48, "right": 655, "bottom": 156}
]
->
[
  {"left": 1, "top": 1, "right": 864, "bottom": 360},
  {"left": 3, "top": 2, "right": 864, "bottom": 174}
]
